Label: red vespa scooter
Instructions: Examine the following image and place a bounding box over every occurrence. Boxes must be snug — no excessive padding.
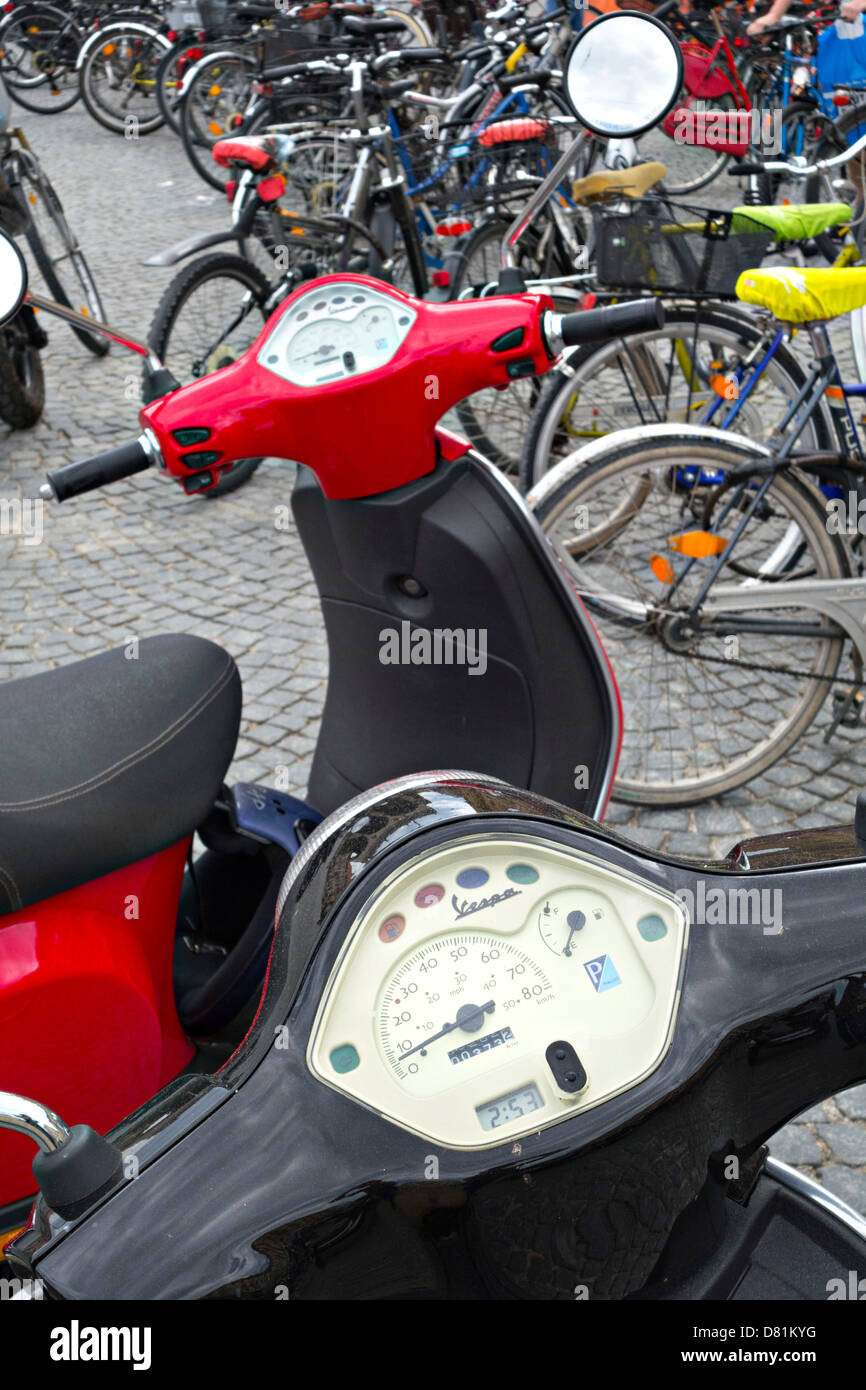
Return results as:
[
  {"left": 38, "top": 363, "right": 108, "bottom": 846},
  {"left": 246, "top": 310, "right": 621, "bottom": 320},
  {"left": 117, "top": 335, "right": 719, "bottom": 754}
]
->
[{"left": 0, "top": 10, "right": 683, "bottom": 1236}]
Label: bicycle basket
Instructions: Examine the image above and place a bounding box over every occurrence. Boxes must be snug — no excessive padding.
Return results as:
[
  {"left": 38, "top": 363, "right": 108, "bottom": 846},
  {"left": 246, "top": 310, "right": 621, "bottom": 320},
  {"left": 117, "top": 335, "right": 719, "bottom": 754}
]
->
[
  {"left": 198, "top": 0, "right": 231, "bottom": 32},
  {"left": 593, "top": 201, "right": 772, "bottom": 297},
  {"left": 261, "top": 13, "right": 350, "bottom": 66}
]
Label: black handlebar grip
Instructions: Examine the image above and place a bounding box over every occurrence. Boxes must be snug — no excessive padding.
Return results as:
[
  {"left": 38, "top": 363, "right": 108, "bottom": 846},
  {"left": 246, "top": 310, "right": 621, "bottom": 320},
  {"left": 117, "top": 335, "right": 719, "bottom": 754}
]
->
[
  {"left": 559, "top": 298, "right": 665, "bottom": 347},
  {"left": 45, "top": 439, "right": 152, "bottom": 502},
  {"left": 728, "top": 161, "right": 766, "bottom": 176}
]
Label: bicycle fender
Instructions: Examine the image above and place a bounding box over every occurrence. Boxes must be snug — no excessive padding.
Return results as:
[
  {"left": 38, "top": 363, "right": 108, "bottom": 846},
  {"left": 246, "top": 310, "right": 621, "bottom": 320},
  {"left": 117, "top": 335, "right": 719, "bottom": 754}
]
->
[
  {"left": 76, "top": 22, "right": 171, "bottom": 71},
  {"left": 177, "top": 49, "right": 251, "bottom": 98},
  {"left": 141, "top": 229, "right": 246, "bottom": 267},
  {"left": 526, "top": 421, "right": 771, "bottom": 512}
]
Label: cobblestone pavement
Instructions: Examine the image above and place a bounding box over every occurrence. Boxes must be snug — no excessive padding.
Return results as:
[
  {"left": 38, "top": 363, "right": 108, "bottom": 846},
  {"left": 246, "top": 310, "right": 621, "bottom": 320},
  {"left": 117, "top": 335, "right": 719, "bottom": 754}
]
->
[{"left": 3, "top": 100, "right": 866, "bottom": 1212}]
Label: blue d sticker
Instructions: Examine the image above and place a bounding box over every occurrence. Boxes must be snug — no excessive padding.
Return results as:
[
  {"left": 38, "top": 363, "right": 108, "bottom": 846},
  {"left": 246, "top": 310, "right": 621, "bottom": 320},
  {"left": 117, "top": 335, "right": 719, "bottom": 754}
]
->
[{"left": 583, "top": 954, "right": 622, "bottom": 993}]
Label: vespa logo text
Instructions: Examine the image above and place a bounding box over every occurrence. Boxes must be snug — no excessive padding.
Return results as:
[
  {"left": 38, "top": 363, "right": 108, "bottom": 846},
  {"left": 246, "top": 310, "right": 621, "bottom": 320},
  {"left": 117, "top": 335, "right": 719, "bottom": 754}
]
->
[{"left": 453, "top": 887, "right": 521, "bottom": 920}]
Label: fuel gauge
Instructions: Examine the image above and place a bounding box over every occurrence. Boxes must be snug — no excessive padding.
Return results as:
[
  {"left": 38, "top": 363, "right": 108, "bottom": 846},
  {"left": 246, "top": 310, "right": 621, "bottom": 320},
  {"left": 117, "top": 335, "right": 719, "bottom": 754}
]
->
[{"left": 538, "top": 899, "right": 587, "bottom": 958}]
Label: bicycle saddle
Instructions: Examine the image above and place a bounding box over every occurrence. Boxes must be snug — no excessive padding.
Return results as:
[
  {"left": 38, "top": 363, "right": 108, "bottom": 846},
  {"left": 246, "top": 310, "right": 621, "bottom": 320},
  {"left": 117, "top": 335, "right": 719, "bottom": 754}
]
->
[
  {"left": 736, "top": 264, "right": 866, "bottom": 322},
  {"left": 732, "top": 202, "right": 852, "bottom": 243},
  {"left": 571, "top": 161, "right": 667, "bottom": 204}
]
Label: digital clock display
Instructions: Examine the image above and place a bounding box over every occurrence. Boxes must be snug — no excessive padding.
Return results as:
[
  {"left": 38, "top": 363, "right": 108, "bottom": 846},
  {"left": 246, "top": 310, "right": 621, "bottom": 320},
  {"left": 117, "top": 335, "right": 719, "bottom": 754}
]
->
[
  {"left": 475, "top": 1082, "right": 545, "bottom": 1131},
  {"left": 448, "top": 1027, "right": 514, "bottom": 1066}
]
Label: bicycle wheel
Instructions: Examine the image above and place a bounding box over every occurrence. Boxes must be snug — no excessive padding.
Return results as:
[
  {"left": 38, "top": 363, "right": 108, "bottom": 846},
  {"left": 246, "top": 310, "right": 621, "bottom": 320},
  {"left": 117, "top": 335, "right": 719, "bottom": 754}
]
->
[
  {"left": 179, "top": 50, "right": 256, "bottom": 191},
  {"left": 146, "top": 253, "right": 273, "bottom": 497},
  {"left": 79, "top": 24, "right": 170, "bottom": 135},
  {"left": 807, "top": 100, "right": 866, "bottom": 262},
  {"left": 0, "top": 314, "right": 45, "bottom": 429},
  {"left": 155, "top": 34, "right": 211, "bottom": 135},
  {"left": 520, "top": 302, "right": 833, "bottom": 492},
  {"left": 531, "top": 427, "right": 851, "bottom": 804},
  {"left": 0, "top": 3, "right": 82, "bottom": 113},
  {"left": 448, "top": 215, "right": 581, "bottom": 477},
  {"left": 13, "top": 150, "right": 109, "bottom": 355},
  {"left": 635, "top": 90, "right": 740, "bottom": 197}
]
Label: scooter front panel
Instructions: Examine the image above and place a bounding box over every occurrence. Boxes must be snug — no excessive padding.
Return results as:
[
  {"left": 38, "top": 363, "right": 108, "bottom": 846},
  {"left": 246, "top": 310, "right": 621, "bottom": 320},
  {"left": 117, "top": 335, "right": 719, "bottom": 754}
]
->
[
  {"left": 258, "top": 281, "right": 417, "bottom": 388},
  {"left": 307, "top": 832, "right": 688, "bottom": 1150}
]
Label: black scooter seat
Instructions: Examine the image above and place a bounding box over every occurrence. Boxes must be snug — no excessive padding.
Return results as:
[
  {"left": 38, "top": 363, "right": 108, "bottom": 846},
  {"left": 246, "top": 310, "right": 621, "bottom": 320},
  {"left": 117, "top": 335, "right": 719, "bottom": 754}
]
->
[{"left": 0, "top": 634, "right": 241, "bottom": 914}]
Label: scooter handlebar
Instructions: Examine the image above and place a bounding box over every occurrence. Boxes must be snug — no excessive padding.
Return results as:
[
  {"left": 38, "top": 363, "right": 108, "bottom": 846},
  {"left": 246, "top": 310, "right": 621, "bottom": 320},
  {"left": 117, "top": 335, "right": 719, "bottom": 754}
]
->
[
  {"left": 554, "top": 298, "right": 665, "bottom": 349},
  {"left": 42, "top": 435, "right": 155, "bottom": 502}
]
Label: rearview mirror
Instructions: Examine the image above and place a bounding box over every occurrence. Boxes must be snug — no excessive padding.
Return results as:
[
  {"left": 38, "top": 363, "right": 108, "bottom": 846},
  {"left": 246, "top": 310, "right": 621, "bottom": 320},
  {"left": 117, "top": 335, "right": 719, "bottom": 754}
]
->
[
  {"left": 0, "top": 230, "right": 28, "bottom": 326},
  {"left": 565, "top": 11, "right": 683, "bottom": 139}
]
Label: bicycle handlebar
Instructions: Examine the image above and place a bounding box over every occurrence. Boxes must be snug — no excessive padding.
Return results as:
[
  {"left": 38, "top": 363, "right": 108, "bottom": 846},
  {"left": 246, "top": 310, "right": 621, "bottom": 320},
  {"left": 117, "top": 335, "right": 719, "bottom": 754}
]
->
[
  {"left": 730, "top": 121, "right": 866, "bottom": 176},
  {"left": 553, "top": 299, "right": 666, "bottom": 350},
  {"left": 42, "top": 436, "right": 155, "bottom": 502}
]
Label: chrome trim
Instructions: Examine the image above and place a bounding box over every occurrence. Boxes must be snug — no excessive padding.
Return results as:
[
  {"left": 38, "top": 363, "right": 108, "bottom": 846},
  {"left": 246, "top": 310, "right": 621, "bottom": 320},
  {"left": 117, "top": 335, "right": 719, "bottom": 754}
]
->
[
  {"left": 275, "top": 770, "right": 509, "bottom": 917},
  {"left": 765, "top": 1156, "right": 866, "bottom": 1242},
  {"left": 0, "top": 1092, "right": 70, "bottom": 1154}
]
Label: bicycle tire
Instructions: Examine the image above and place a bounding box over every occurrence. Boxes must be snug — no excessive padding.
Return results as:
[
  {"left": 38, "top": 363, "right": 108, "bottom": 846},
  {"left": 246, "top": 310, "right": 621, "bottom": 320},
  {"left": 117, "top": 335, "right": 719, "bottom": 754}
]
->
[
  {"left": 79, "top": 23, "right": 171, "bottom": 136},
  {"left": 806, "top": 100, "right": 866, "bottom": 262},
  {"left": 14, "top": 154, "right": 109, "bottom": 356},
  {"left": 0, "top": 3, "right": 82, "bottom": 113},
  {"left": 520, "top": 302, "right": 834, "bottom": 492},
  {"left": 0, "top": 316, "right": 45, "bottom": 429},
  {"left": 530, "top": 425, "right": 851, "bottom": 804},
  {"left": 146, "top": 252, "right": 273, "bottom": 498},
  {"left": 179, "top": 49, "right": 257, "bottom": 191}
]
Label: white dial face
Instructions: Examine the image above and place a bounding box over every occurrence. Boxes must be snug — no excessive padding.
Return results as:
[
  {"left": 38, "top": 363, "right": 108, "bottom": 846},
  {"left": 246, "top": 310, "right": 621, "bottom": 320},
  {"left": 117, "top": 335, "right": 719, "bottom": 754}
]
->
[
  {"left": 379, "top": 932, "right": 556, "bottom": 1098},
  {"left": 257, "top": 281, "right": 415, "bottom": 387},
  {"left": 308, "top": 835, "right": 689, "bottom": 1150}
]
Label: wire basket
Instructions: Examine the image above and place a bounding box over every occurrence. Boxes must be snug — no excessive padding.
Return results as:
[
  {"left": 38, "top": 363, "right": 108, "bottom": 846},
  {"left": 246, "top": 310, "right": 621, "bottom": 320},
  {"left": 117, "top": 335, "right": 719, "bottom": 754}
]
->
[
  {"left": 593, "top": 201, "right": 773, "bottom": 297},
  {"left": 198, "top": 0, "right": 231, "bottom": 32},
  {"left": 260, "top": 13, "right": 354, "bottom": 67}
]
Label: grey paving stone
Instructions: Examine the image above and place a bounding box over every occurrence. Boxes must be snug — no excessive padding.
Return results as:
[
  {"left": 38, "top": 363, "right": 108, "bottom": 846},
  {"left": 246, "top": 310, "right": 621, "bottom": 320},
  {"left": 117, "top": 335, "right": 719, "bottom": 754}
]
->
[
  {"left": 816, "top": 1123, "right": 866, "bottom": 1165},
  {"left": 768, "top": 1125, "right": 823, "bottom": 1166},
  {"left": 837, "top": 1085, "right": 866, "bottom": 1121},
  {"left": 817, "top": 1164, "right": 866, "bottom": 1216}
]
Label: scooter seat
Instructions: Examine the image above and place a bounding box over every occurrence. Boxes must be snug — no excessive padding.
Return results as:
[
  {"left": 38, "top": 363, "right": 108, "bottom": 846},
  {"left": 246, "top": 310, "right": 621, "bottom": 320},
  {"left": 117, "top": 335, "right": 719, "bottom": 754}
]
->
[{"left": 0, "top": 635, "right": 241, "bottom": 914}]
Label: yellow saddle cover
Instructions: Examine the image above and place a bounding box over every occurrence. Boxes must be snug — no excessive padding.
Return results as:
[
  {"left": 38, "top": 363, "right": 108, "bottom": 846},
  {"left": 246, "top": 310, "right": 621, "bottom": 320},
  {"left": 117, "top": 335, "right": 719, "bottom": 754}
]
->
[
  {"left": 735, "top": 265, "right": 866, "bottom": 321},
  {"left": 572, "top": 161, "right": 667, "bottom": 204}
]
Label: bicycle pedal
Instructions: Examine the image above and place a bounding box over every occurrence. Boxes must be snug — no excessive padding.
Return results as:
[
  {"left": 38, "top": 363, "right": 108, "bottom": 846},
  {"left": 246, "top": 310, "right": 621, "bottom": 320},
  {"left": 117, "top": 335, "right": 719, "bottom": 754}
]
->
[{"left": 831, "top": 688, "right": 865, "bottom": 728}]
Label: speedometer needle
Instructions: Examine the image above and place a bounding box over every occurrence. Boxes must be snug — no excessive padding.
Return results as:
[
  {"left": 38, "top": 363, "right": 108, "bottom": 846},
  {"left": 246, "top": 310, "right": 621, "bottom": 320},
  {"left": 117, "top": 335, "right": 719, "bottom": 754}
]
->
[{"left": 399, "top": 1000, "right": 495, "bottom": 1062}]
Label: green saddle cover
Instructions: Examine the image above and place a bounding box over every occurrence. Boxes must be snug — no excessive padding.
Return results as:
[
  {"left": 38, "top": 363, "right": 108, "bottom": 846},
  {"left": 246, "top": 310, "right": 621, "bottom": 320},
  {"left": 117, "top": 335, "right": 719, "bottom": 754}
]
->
[{"left": 731, "top": 203, "right": 851, "bottom": 241}]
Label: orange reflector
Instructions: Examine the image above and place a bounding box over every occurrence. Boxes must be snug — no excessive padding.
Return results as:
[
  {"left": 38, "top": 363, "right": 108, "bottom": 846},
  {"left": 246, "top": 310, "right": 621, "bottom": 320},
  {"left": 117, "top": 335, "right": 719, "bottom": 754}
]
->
[
  {"left": 80, "top": 307, "right": 89, "bottom": 316},
  {"left": 825, "top": 384, "right": 845, "bottom": 398},
  {"left": 29, "top": 193, "right": 36, "bottom": 205},
  {"left": 209, "top": 84, "right": 221, "bottom": 96},
  {"left": 709, "top": 372, "right": 738, "bottom": 400},
  {"left": 104, "top": 42, "right": 116, "bottom": 55},
  {"left": 650, "top": 553, "right": 675, "bottom": 584},
  {"left": 208, "top": 122, "right": 223, "bottom": 135},
  {"left": 1, "top": 1226, "right": 24, "bottom": 1249},
  {"left": 669, "top": 530, "right": 728, "bottom": 558}
]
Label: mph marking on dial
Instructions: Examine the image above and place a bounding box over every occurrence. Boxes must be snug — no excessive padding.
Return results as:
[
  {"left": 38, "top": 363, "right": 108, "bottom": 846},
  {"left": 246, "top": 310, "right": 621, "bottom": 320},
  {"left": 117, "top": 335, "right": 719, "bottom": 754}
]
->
[{"left": 379, "top": 934, "right": 552, "bottom": 1082}]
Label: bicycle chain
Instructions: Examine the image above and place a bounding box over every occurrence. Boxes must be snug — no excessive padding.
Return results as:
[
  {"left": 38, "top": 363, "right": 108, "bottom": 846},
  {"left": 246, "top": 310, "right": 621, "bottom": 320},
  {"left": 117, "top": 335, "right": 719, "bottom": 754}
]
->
[{"left": 677, "top": 644, "right": 851, "bottom": 687}]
